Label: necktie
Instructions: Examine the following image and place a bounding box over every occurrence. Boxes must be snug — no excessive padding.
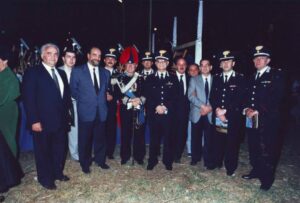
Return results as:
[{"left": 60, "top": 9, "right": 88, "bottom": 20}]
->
[
  {"left": 224, "top": 75, "right": 228, "bottom": 83},
  {"left": 51, "top": 68, "right": 60, "bottom": 90},
  {"left": 93, "top": 68, "right": 99, "bottom": 95},
  {"left": 146, "top": 72, "right": 149, "bottom": 76},
  {"left": 256, "top": 72, "right": 261, "bottom": 80},
  {"left": 205, "top": 78, "right": 209, "bottom": 104},
  {"left": 179, "top": 75, "right": 184, "bottom": 95},
  {"left": 160, "top": 73, "right": 164, "bottom": 79}
]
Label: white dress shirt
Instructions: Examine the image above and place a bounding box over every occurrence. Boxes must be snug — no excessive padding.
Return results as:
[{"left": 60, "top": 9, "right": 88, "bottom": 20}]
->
[
  {"left": 63, "top": 66, "right": 72, "bottom": 83},
  {"left": 176, "top": 71, "right": 187, "bottom": 95},
  {"left": 223, "top": 70, "right": 234, "bottom": 82},
  {"left": 256, "top": 66, "right": 270, "bottom": 79},
  {"left": 155, "top": 71, "right": 168, "bottom": 79},
  {"left": 43, "top": 62, "right": 64, "bottom": 97},
  {"left": 201, "top": 74, "right": 212, "bottom": 92},
  {"left": 87, "top": 62, "right": 100, "bottom": 88}
]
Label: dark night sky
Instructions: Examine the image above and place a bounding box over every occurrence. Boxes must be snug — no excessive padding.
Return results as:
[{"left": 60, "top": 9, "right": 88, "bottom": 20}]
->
[{"left": 1, "top": 0, "right": 299, "bottom": 75}]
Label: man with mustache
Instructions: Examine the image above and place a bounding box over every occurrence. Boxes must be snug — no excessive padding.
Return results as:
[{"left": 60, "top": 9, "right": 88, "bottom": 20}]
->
[
  {"left": 70, "top": 47, "right": 110, "bottom": 174},
  {"left": 103, "top": 48, "right": 119, "bottom": 160}
]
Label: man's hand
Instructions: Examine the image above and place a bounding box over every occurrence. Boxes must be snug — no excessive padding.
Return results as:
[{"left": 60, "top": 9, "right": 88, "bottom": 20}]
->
[
  {"left": 32, "top": 122, "right": 43, "bottom": 132},
  {"left": 200, "top": 105, "right": 212, "bottom": 116},
  {"left": 215, "top": 107, "right": 227, "bottom": 122},
  {"left": 246, "top": 108, "right": 259, "bottom": 118},
  {"left": 106, "top": 93, "right": 113, "bottom": 101},
  {"left": 155, "top": 105, "right": 167, "bottom": 114},
  {"left": 131, "top": 98, "right": 141, "bottom": 108}
]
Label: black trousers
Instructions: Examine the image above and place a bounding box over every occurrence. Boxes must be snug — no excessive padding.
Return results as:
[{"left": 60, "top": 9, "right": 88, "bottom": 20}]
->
[
  {"left": 173, "top": 113, "right": 189, "bottom": 160},
  {"left": 78, "top": 116, "right": 106, "bottom": 170},
  {"left": 105, "top": 101, "right": 117, "bottom": 157},
  {"left": 214, "top": 127, "right": 240, "bottom": 173},
  {"left": 246, "top": 124, "right": 279, "bottom": 186},
  {"left": 191, "top": 116, "right": 213, "bottom": 166},
  {"left": 32, "top": 127, "right": 67, "bottom": 186},
  {"left": 148, "top": 114, "right": 173, "bottom": 166},
  {"left": 120, "top": 108, "right": 145, "bottom": 162}
]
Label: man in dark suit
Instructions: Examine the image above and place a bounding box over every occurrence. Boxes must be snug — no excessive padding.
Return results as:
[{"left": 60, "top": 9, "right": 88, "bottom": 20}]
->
[
  {"left": 145, "top": 50, "right": 179, "bottom": 171},
  {"left": 210, "top": 50, "right": 246, "bottom": 176},
  {"left": 242, "top": 46, "right": 285, "bottom": 191},
  {"left": 22, "top": 43, "right": 72, "bottom": 190},
  {"left": 103, "top": 47, "right": 119, "bottom": 160},
  {"left": 173, "top": 57, "right": 190, "bottom": 163},
  {"left": 188, "top": 59, "right": 214, "bottom": 168},
  {"left": 70, "top": 47, "right": 110, "bottom": 174}
]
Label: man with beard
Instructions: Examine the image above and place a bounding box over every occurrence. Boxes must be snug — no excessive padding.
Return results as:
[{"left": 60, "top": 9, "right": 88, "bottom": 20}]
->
[
  {"left": 103, "top": 48, "right": 119, "bottom": 160},
  {"left": 70, "top": 47, "right": 110, "bottom": 174}
]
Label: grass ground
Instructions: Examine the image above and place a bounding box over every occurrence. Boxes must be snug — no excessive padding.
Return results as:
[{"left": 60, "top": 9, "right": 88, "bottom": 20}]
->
[{"left": 3, "top": 123, "right": 300, "bottom": 203}]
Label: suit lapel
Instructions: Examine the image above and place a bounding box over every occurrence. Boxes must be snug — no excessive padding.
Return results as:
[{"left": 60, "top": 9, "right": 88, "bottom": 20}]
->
[
  {"left": 40, "top": 65, "right": 62, "bottom": 99},
  {"left": 99, "top": 68, "right": 106, "bottom": 93},
  {"left": 83, "top": 64, "right": 94, "bottom": 88}
]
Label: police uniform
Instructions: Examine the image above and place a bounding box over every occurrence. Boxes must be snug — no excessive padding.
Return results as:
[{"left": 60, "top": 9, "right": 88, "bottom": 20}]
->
[
  {"left": 145, "top": 50, "right": 180, "bottom": 170},
  {"left": 115, "top": 46, "right": 146, "bottom": 165},
  {"left": 104, "top": 48, "right": 120, "bottom": 159},
  {"left": 210, "top": 51, "right": 246, "bottom": 176},
  {"left": 242, "top": 46, "right": 285, "bottom": 190},
  {"left": 139, "top": 51, "right": 154, "bottom": 79}
]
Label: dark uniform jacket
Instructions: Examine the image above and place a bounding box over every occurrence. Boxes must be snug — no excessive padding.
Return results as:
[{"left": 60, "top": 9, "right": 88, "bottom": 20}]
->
[
  {"left": 145, "top": 72, "right": 179, "bottom": 118},
  {"left": 210, "top": 71, "right": 246, "bottom": 131}
]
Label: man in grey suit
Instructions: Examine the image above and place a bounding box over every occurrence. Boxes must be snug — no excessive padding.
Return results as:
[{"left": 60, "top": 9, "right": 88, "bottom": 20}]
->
[
  {"left": 188, "top": 59, "right": 214, "bottom": 169},
  {"left": 70, "top": 47, "right": 110, "bottom": 174}
]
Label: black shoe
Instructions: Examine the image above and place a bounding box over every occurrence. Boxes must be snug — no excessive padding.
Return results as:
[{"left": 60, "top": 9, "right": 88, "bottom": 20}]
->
[
  {"left": 260, "top": 184, "right": 272, "bottom": 191},
  {"left": 121, "top": 159, "right": 129, "bottom": 165},
  {"left": 99, "top": 163, "right": 110, "bottom": 169},
  {"left": 82, "top": 167, "right": 91, "bottom": 174},
  {"left": 206, "top": 165, "right": 216, "bottom": 170},
  {"left": 41, "top": 183, "right": 57, "bottom": 190},
  {"left": 147, "top": 162, "right": 158, "bottom": 170},
  {"left": 107, "top": 155, "right": 114, "bottom": 160},
  {"left": 226, "top": 171, "right": 236, "bottom": 177},
  {"left": 242, "top": 173, "right": 258, "bottom": 180},
  {"left": 56, "top": 175, "right": 70, "bottom": 182},
  {"left": 190, "top": 161, "right": 198, "bottom": 166},
  {"left": 0, "top": 195, "right": 5, "bottom": 202},
  {"left": 174, "top": 159, "right": 181, "bottom": 163},
  {"left": 165, "top": 165, "right": 173, "bottom": 171},
  {"left": 136, "top": 160, "right": 144, "bottom": 165}
]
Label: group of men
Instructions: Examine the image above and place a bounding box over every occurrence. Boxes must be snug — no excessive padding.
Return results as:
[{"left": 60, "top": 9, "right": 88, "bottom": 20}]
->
[{"left": 21, "top": 42, "right": 284, "bottom": 192}]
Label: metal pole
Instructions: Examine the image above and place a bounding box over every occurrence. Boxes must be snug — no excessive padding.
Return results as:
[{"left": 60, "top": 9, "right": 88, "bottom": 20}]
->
[
  {"left": 172, "top": 16, "right": 177, "bottom": 50},
  {"left": 148, "top": 0, "right": 152, "bottom": 51},
  {"left": 195, "top": 0, "right": 203, "bottom": 64}
]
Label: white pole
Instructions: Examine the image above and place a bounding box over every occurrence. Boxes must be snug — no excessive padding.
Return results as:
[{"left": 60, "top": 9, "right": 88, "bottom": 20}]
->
[
  {"left": 195, "top": 0, "right": 203, "bottom": 64},
  {"left": 172, "top": 16, "right": 177, "bottom": 49},
  {"left": 152, "top": 32, "right": 155, "bottom": 53}
]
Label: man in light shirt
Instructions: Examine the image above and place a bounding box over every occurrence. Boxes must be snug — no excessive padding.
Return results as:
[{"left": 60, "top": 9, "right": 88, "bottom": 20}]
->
[
  {"left": 188, "top": 59, "right": 214, "bottom": 169},
  {"left": 59, "top": 45, "right": 78, "bottom": 161}
]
